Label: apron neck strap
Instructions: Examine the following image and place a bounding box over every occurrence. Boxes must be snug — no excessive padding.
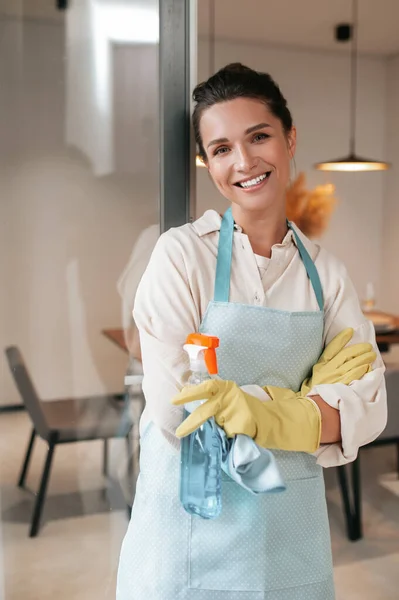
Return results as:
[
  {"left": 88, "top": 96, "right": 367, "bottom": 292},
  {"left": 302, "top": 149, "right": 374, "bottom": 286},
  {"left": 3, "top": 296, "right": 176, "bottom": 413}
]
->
[
  {"left": 214, "top": 208, "right": 235, "bottom": 303},
  {"left": 287, "top": 221, "right": 324, "bottom": 311},
  {"left": 214, "top": 208, "right": 324, "bottom": 311}
]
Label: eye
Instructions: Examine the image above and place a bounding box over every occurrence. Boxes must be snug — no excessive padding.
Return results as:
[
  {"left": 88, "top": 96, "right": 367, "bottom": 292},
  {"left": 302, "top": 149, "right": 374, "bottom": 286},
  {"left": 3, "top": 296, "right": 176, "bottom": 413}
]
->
[
  {"left": 214, "top": 146, "right": 230, "bottom": 156},
  {"left": 253, "top": 132, "right": 269, "bottom": 143}
]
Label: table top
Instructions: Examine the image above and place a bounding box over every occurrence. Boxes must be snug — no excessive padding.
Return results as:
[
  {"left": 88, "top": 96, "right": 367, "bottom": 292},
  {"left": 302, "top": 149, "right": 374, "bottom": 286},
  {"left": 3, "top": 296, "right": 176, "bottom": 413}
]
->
[
  {"left": 375, "top": 330, "right": 399, "bottom": 345},
  {"left": 366, "top": 311, "right": 399, "bottom": 347}
]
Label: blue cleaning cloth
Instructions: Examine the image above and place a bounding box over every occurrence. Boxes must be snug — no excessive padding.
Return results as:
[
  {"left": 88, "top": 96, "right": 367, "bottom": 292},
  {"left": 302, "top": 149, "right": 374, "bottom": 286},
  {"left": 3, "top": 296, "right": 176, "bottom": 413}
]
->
[
  {"left": 184, "top": 384, "right": 285, "bottom": 495},
  {"left": 218, "top": 429, "right": 285, "bottom": 494},
  {"left": 216, "top": 383, "right": 285, "bottom": 494}
]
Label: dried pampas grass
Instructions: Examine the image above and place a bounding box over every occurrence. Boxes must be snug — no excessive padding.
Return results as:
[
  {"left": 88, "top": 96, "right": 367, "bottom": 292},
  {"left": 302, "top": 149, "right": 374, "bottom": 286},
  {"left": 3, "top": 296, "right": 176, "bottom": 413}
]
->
[{"left": 286, "top": 172, "right": 337, "bottom": 238}]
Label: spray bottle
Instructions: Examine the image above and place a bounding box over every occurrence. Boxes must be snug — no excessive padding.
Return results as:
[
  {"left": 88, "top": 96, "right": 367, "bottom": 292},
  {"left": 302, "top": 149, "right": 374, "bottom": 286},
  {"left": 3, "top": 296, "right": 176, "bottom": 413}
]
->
[{"left": 180, "top": 333, "right": 222, "bottom": 519}]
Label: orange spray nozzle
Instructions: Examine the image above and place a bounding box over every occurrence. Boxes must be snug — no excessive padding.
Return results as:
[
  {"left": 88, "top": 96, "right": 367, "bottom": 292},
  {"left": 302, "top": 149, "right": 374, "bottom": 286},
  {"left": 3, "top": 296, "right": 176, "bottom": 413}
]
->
[{"left": 185, "top": 333, "right": 219, "bottom": 375}]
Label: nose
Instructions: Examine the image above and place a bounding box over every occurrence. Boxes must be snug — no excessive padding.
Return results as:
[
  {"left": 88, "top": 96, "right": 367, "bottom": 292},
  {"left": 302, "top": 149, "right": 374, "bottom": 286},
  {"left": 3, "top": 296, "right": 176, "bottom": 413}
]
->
[{"left": 234, "top": 144, "right": 257, "bottom": 172}]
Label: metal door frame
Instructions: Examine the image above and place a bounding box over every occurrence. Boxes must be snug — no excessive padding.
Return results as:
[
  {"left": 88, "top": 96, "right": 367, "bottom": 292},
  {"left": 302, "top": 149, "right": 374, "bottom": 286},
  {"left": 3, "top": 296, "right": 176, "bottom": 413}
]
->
[{"left": 159, "top": 0, "right": 197, "bottom": 232}]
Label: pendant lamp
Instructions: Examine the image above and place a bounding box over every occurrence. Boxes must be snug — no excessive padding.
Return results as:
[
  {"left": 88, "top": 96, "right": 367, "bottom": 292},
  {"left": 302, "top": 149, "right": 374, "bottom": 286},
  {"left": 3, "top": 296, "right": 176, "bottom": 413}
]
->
[
  {"left": 196, "top": 0, "right": 216, "bottom": 167},
  {"left": 196, "top": 154, "right": 206, "bottom": 167},
  {"left": 315, "top": 0, "right": 389, "bottom": 172}
]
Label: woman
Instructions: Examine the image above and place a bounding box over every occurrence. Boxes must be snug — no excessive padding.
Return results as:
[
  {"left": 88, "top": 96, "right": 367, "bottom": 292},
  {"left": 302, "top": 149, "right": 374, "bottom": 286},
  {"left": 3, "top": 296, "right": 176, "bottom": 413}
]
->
[{"left": 117, "top": 64, "right": 387, "bottom": 599}]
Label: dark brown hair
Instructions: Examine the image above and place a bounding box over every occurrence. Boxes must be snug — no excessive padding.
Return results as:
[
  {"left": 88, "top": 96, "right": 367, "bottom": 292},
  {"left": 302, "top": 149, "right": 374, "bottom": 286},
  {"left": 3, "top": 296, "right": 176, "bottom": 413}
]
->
[{"left": 192, "top": 63, "right": 293, "bottom": 161}]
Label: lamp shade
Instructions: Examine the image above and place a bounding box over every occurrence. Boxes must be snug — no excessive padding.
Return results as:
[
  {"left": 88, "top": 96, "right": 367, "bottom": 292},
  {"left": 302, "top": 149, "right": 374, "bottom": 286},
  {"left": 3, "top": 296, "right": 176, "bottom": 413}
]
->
[
  {"left": 315, "top": 153, "right": 390, "bottom": 172},
  {"left": 196, "top": 154, "right": 206, "bottom": 167}
]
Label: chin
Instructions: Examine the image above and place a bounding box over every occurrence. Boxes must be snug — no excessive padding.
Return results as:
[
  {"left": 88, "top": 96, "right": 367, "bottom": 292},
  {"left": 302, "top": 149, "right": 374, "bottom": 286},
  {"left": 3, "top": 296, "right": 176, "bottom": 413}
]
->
[{"left": 233, "top": 192, "right": 276, "bottom": 213}]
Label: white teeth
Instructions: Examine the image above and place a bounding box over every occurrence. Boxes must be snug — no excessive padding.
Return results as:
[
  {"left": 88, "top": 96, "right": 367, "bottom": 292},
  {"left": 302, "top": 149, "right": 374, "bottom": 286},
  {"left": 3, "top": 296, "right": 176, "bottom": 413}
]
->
[{"left": 240, "top": 173, "right": 268, "bottom": 188}]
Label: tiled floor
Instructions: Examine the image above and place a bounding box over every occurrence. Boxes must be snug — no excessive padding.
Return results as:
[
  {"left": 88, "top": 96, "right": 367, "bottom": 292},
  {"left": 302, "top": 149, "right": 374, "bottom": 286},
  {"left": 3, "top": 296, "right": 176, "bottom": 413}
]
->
[{"left": 1, "top": 411, "right": 399, "bottom": 599}]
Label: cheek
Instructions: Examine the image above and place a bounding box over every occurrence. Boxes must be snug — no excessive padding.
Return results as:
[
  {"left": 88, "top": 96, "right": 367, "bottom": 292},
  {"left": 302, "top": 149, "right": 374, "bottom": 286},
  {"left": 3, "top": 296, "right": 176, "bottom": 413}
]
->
[
  {"left": 209, "top": 164, "right": 229, "bottom": 190},
  {"left": 275, "top": 148, "right": 291, "bottom": 180}
]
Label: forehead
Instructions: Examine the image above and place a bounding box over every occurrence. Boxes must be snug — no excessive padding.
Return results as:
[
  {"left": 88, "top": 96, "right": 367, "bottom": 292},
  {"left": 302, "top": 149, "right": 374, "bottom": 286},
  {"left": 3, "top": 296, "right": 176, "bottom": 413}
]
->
[{"left": 199, "top": 97, "right": 279, "bottom": 143}]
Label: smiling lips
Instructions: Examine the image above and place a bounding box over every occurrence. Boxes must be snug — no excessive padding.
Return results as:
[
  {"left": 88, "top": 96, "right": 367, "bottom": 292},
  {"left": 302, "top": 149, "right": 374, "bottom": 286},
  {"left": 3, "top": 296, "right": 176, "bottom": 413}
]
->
[{"left": 234, "top": 171, "right": 271, "bottom": 189}]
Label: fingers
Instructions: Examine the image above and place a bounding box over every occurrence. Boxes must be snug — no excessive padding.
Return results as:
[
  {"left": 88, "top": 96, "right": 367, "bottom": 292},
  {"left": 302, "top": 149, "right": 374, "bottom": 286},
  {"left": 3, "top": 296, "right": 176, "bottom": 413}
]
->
[
  {"left": 310, "top": 359, "right": 374, "bottom": 387},
  {"left": 318, "top": 328, "right": 354, "bottom": 363},
  {"left": 175, "top": 398, "right": 219, "bottom": 437},
  {"left": 336, "top": 350, "right": 376, "bottom": 373},
  {"left": 171, "top": 380, "right": 218, "bottom": 406},
  {"left": 336, "top": 364, "right": 371, "bottom": 386},
  {"left": 327, "top": 343, "right": 374, "bottom": 370}
]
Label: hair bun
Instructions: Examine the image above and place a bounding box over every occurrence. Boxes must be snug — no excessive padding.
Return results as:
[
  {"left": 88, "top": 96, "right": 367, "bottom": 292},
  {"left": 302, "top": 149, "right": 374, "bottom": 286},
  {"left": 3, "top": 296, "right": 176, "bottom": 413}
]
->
[{"left": 222, "top": 63, "right": 253, "bottom": 75}]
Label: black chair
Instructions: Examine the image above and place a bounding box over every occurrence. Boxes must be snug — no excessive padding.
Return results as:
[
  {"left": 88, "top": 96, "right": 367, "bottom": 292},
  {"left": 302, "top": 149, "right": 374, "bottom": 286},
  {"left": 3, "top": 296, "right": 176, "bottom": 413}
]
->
[
  {"left": 337, "top": 364, "right": 399, "bottom": 541},
  {"left": 5, "top": 346, "right": 134, "bottom": 537}
]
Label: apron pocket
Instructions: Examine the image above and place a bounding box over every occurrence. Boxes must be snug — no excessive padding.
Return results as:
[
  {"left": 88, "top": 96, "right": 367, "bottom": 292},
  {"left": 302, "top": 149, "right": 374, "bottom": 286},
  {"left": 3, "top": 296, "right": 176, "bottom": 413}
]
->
[{"left": 188, "top": 476, "right": 333, "bottom": 593}]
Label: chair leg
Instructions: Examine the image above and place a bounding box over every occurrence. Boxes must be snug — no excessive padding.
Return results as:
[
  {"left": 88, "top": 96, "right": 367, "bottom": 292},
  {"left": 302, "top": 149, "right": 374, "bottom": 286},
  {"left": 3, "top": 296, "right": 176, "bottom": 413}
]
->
[
  {"left": 103, "top": 439, "right": 109, "bottom": 476},
  {"left": 126, "top": 431, "right": 133, "bottom": 479},
  {"left": 29, "top": 440, "right": 55, "bottom": 538},
  {"left": 125, "top": 431, "right": 135, "bottom": 515},
  {"left": 352, "top": 456, "right": 362, "bottom": 539},
  {"left": 337, "top": 466, "right": 354, "bottom": 539},
  {"left": 18, "top": 428, "right": 36, "bottom": 488},
  {"left": 396, "top": 442, "right": 399, "bottom": 479},
  {"left": 336, "top": 455, "right": 362, "bottom": 541}
]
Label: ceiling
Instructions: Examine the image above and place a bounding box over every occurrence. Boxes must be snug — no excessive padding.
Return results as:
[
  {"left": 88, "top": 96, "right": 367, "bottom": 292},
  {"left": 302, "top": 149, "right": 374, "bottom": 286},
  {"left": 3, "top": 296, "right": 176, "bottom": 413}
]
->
[
  {"left": 1, "top": 0, "right": 399, "bottom": 57},
  {"left": 198, "top": 0, "right": 399, "bottom": 57}
]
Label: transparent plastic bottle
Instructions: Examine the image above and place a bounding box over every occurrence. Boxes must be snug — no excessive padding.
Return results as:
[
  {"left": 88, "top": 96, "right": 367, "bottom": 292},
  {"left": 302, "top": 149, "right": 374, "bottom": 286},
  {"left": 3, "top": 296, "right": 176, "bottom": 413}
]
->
[
  {"left": 362, "top": 281, "right": 376, "bottom": 313},
  {"left": 180, "top": 334, "right": 222, "bottom": 519}
]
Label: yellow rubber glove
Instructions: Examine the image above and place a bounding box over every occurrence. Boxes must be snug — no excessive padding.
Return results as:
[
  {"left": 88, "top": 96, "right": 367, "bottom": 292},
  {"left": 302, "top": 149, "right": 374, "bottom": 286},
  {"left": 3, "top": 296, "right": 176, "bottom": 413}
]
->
[
  {"left": 172, "top": 380, "right": 321, "bottom": 452},
  {"left": 260, "top": 328, "right": 376, "bottom": 449},
  {"left": 300, "top": 328, "right": 376, "bottom": 395}
]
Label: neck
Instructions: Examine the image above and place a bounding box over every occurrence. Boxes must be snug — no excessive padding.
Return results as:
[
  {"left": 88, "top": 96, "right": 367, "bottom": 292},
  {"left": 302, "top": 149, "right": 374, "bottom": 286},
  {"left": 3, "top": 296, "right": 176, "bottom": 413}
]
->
[{"left": 231, "top": 204, "right": 288, "bottom": 258}]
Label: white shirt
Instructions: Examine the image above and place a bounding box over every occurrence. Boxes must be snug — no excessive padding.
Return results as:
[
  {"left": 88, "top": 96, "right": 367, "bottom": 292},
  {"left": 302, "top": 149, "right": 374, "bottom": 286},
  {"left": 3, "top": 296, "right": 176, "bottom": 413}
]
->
[
  {"left": 134, "top": 210, "right": 387, "bottom": 467},
  {"left": 254, "top": 254, "right": 270, "bottom": 284}
]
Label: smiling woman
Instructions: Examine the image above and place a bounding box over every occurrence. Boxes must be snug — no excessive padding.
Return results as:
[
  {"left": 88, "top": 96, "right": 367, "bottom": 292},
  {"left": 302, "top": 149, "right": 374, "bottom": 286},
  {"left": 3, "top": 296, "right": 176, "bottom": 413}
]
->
[{"left": 116, "top": 63, "right": 387, "bottom": 600}]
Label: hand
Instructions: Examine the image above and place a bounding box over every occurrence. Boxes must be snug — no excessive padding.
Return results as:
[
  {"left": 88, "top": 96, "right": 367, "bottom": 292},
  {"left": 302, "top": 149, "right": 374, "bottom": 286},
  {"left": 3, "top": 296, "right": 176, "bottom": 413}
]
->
[
  {"left": 301, "top": 328, "right": 376, "bottom": 395},
  {"left": 172, "top": 380, "right": 321, "bottom": 453},
  {"left": 172, "top": 380, "right": 258, "bottom": 439}
]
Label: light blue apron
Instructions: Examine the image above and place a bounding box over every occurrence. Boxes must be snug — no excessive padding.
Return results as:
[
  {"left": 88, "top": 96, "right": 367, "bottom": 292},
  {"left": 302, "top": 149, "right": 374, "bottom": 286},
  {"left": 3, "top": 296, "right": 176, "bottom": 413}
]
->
[{"left": 117, "top": 208, "right": 335, "bottom": 599}]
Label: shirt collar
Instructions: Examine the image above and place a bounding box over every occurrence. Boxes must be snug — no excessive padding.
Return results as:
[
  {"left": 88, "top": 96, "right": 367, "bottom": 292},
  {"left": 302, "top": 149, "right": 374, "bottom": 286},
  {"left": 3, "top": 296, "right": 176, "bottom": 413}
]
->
[
  {"left": 192, "top": 210, "right": 235, "bottom": 236},
  {"left": 192, "top": 209, "right": 298, "bottom": 249}
]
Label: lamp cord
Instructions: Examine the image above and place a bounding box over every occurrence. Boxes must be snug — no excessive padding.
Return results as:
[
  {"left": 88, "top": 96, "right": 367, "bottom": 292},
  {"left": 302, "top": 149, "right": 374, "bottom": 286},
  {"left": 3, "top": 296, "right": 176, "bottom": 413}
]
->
[
  {"left": 209, "top": 0, "right": 215, "bottom": 76},
  {"left": 349, "top": 0, "right": 358, "bottom": 155}
]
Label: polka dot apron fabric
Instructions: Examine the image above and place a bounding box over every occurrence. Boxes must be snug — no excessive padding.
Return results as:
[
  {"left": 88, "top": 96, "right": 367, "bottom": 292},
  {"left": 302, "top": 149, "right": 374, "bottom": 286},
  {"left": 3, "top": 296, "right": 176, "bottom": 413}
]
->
[{"left": 117, "top": 208, "right": 335, "bottom": 599}]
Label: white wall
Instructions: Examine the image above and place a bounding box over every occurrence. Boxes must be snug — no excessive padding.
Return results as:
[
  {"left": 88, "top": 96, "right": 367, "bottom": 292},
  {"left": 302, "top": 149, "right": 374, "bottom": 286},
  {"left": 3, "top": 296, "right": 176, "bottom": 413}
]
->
[
  {"left": 380, "top": 55, "right": 399, "bottom": 313},
  {"left": 0, "top": 18, "right": 159, "bottom": 405},
  {"left": 196, "top": 39, "right": 388, "bottom": 302}
]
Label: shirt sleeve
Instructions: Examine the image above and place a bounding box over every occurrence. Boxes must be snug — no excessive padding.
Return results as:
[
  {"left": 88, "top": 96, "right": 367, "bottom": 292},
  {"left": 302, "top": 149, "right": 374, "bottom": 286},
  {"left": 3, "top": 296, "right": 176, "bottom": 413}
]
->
[
  {"left": 133, "top": 230, "right": 200, "bottom": 446},
  {"left": 309, "top": 262, "right": 387, "bottom": 467}
]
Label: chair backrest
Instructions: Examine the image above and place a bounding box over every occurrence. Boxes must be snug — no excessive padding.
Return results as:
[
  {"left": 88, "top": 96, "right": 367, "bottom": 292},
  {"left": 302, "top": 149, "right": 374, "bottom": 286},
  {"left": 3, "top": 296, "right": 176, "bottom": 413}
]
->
[{"left": 5, "top": 346, "right": 49, "bottom": 439}]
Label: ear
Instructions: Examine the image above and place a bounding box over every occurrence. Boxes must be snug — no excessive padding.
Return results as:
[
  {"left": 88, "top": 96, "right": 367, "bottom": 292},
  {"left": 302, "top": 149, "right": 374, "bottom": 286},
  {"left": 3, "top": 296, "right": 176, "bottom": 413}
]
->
[{"left": 287, "top": 127, "right": 297, "bottom": 159}]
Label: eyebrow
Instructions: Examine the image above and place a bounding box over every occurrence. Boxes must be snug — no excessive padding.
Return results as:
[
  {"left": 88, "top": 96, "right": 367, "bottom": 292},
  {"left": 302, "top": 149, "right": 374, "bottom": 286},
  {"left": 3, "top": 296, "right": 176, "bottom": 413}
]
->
[{"left": 206, "top": 123, "right": 271, "bottom": 149}]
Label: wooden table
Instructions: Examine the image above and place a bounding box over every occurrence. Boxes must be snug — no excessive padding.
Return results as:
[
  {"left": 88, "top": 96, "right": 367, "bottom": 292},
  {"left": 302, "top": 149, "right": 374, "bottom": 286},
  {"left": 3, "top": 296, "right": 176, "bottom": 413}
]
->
[
  {"left": 367, "top": 311, "right": 399, "bottom": 352},
  {"left": 103, "top": 317, "right": 399, "bottom": 354},
  {"left": 102, "top": 328, "right": 128, "bottom": 353}
]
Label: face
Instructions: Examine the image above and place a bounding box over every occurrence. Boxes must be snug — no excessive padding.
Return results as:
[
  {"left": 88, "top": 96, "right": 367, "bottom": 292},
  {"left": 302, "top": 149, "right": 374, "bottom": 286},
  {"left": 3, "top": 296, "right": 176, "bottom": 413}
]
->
[{"left": 199, "top": 97, "right": 296, "bottom": 215}]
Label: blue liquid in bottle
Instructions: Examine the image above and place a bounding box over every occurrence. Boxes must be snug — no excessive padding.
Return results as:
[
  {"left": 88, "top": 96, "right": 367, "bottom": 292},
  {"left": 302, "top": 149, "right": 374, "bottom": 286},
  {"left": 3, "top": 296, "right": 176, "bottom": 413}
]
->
[{"left": 180, "top": 370, "right": 222, "bottom": 519}]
